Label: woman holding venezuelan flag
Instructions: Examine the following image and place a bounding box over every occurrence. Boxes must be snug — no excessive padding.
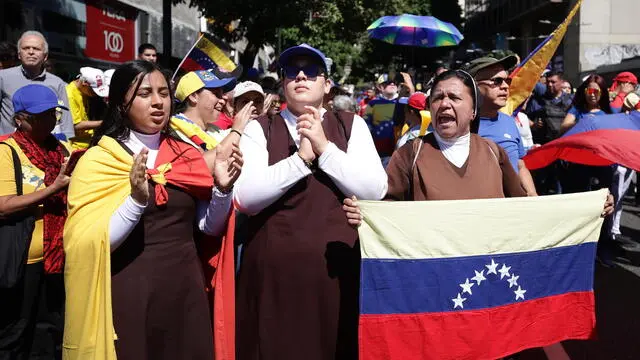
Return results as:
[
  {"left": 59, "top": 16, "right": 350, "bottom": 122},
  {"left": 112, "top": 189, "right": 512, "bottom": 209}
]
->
[{"left": 62, "top": 61, "right": 241, "bottom": 360}]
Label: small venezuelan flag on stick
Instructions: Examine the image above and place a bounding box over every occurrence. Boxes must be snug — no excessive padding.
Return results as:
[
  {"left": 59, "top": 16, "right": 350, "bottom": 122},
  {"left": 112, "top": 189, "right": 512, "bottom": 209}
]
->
[{"left": 173, "top": 33, "right": 241, "bottom": 80}]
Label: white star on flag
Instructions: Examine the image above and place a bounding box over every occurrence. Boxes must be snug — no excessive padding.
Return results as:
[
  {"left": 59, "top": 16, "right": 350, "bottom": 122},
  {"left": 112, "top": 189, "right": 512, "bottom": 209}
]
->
[
  {"left": 485, "top": 259, "right": 499, "bottom": 275},
  {"left": 452, "top": 293, "right": 467, "bottom": 309},
  {"left": 471, "top": 270, "right": 486, "bottom": 285},
  {"left": 514, "top": 286, "right": 527, "bottom": 300},
  {"left": 507, "top": 274, "right": 519, "bottom": 288},
  {"left": 459, "top": 278, "right": 474, "bottom": 295},
  {"left": 498, "top": 264, "right": 511, "bottom": 279}
]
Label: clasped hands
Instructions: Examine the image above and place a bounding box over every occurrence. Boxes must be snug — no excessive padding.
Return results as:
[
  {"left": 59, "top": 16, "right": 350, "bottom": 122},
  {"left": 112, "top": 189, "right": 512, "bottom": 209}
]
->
[
  {"left": 130, "top": 139, "right": 244, "bottom": 204},
  {"left": 296, "top": 106, "right": 329, "bottom": 163}
]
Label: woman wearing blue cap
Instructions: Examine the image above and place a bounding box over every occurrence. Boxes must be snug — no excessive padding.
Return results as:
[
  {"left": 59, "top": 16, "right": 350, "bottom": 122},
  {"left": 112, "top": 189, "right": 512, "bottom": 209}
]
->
[
  {"left": 234, "top": 44, "right": 387, "bottom": 360},
  {"left": 0, "top": 84, "right": 71, "bottom": 359}
]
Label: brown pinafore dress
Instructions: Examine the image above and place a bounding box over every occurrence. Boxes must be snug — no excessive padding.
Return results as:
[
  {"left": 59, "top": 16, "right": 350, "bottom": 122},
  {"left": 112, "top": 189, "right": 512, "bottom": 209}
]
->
[
  {"left": 110, "top": 143, "right": 213, "bottom": 360},
  {"left": 236, "top": 111, "right": 360, "bottom": 360}
]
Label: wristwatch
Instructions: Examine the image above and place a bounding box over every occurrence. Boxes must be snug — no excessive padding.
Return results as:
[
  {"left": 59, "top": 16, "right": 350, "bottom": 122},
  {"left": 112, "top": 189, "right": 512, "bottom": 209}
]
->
[{"left": 297, "top": 152, "right": 315, "bottom": 170}]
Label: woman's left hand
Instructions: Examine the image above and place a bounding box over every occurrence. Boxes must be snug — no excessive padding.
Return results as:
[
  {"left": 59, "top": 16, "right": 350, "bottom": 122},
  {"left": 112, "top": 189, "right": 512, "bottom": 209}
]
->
[
  {"left": 602, "top": 193, "right": 614, "bottom": 217},
  {"left": 213, "top": 141, "right": 243, "bottom": 191}
]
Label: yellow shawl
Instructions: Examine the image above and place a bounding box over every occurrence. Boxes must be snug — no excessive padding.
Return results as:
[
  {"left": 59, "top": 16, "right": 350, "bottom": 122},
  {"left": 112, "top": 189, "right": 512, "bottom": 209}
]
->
[{"left": 63, "top": 136, "right": 131, "bottom": 359}]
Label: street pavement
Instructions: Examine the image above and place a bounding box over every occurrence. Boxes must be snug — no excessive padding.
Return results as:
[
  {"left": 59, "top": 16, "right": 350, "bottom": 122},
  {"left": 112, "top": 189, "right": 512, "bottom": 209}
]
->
[{"left": 520, "top": 187, "right": 640, "bottom": 359}]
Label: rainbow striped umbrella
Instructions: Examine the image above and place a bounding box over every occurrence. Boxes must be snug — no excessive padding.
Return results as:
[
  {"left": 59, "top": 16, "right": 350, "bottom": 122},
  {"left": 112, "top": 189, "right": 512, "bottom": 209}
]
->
[{"left": 367, "top": 14, "right": 463, "bottom": 47}]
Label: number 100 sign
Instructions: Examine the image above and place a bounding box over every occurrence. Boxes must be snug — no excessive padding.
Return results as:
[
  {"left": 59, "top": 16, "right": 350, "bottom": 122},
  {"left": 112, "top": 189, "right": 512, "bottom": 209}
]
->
[{"left": 85, "top": 2, "right": 135, "bottom": 62}]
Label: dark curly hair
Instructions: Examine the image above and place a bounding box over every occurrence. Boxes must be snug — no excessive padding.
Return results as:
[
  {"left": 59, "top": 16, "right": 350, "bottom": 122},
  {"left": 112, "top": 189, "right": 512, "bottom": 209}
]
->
[{"left": 91, "top": 60, "right": 174, "bottom": 146}]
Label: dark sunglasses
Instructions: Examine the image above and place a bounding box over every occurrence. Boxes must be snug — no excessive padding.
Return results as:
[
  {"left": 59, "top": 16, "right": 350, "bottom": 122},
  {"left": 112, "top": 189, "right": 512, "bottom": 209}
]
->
[
  {"left": 282, "top": 64, "right": 324, "bottom": 79},
  {"left": 480, "top": 77, "right": 512, "bottom": 87}
]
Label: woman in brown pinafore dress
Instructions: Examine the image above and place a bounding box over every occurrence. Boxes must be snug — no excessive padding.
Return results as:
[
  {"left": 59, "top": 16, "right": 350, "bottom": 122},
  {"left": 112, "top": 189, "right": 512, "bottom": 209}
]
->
[
  {"left": 111, "top": 182, "right": 214, "bottom": 359},
  {"left": 63, "top": 61, "right": 243, "bottom": 360},
  {"left": 236, "top": 111, "right": 361, "bottom": 360}
]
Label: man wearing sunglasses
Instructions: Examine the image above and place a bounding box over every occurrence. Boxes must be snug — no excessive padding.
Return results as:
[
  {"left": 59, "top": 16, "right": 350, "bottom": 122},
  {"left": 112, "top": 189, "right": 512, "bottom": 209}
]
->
[
  {"left": 233, "top": 43, "right": 387, "bottom": 360},
  {"left": 464, "top": 56, "right": 538, "bottom": 196}
]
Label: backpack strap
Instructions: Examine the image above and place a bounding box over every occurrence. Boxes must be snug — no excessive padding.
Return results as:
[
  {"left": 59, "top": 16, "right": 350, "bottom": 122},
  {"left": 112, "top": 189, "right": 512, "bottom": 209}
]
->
[
  {"left": 484, "top": 140, "right": 501, "bottom": 168},
  {"left": 408, "top": 137, "right": 424, "bottom": 200},
  {"left": 411, "top": 137, "right": 423, "bottom": 174},
  {"left": 0, "top": 143, "right": 23, "bottom": 196}
]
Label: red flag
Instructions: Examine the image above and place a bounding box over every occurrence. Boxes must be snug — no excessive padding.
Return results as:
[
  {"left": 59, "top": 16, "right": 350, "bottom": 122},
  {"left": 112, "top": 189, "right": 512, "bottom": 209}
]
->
[{"left": 523, "top": 129, "right": 640, "bottom": 171}]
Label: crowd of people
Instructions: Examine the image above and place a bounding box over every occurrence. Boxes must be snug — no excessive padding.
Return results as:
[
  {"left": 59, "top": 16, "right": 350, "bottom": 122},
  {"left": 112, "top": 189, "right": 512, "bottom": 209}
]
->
[{"left": 0, "top": 28, "right": 634, "bottom": 360}]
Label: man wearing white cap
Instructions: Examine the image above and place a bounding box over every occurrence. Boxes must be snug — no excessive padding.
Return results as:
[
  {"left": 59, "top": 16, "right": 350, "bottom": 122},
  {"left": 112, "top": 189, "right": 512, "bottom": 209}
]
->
[
  {"left": 66, "top": 67, "right": 108, "bottom": 149},
  {"left": 233, "top": 81, "right": 265, "bottom": 117}
]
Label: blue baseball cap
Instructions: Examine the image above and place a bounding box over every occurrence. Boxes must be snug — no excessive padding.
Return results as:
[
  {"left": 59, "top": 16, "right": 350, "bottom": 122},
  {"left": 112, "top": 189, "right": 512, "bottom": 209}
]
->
[
  {"left": 175, "top": 70, "right": 235, "bottom": 102},
  {"left": 278, "top": 44, "right": 328, "bottom": 73},
  {"left": 13, "top": 84, "right": 68, "bottom": 114}
]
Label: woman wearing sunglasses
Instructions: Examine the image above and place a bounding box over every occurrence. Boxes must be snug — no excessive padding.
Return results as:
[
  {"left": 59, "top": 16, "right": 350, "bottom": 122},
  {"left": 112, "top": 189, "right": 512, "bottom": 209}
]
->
[
  {"left": 559, "top": 75, "right": 613, "bottom": 194},
  {"left": 234, "top": 44, "right": 387, "bottom": 360},
  {"left": 560, "top": 74, "right": 612, "bottom": 135}
]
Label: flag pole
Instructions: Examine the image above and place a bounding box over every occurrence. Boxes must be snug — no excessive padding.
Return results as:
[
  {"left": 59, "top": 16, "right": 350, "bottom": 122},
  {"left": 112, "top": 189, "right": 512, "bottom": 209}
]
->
[{"left": 172, "top": 33, "right": 204, "bottom": 81}]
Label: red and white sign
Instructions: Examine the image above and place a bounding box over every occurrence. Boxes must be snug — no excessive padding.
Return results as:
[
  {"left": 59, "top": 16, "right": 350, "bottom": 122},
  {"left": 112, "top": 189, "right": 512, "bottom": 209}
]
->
[{"left": 84, "top": 1, "right": 136, "bottom": 63}]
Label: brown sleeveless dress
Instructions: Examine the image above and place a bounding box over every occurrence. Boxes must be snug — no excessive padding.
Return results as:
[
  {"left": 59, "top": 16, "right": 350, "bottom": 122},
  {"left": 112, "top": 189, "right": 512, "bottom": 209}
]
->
[
  {"left": 110, "top": 182, "right": 214, "bottom": 360},
  {"left": 236, "top": 111, "right": 360, "bottom": 360}
]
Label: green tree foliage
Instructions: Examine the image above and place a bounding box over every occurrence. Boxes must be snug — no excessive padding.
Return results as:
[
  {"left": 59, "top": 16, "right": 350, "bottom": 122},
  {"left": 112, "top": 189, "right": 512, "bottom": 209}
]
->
[{"left": 189, "top": 0, "right": 462, "bottom": 83}]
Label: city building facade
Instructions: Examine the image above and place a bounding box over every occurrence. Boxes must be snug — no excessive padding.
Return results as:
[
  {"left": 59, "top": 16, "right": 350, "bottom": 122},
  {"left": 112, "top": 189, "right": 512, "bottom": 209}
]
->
[{"left": 463, "top": 0, "right": 640, "bottom": 84}]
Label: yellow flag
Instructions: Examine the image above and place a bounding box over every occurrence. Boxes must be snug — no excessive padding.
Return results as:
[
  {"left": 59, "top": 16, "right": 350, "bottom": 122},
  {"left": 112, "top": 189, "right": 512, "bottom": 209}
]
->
[{"left": 501, "top": 0, "right": 583, "bottom": 115}]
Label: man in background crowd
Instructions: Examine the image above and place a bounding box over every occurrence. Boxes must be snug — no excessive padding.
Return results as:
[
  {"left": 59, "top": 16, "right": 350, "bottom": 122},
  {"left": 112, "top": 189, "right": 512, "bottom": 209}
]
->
[
  {"left": 138, "top": 43, "right": 158, "bottom": 63},
  {"left": 358, "top": 87, "right": 375, "bottom": 116},
  {"left": 66, "top": 67, "right": 108, "bottom": 149},
  {"left": 0, "top": 31, "right": 74, "bottom": 140},
  {"left": 464, "top": 56, "right": 538, "bottom": 196}
]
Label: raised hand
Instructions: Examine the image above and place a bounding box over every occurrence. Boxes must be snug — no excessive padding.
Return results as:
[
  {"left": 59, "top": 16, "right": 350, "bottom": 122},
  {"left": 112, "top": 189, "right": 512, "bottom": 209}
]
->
[
  {"left": 262, "top": 94, "right": 279, "bottom": 115},
  {"left": 232, "top": 101, "right": 257, "bottom": 133},
  {"left": 130, "top": 148, "right": 149, "bottom": 204},
  {"left": 52, "top": 159, "right": 71, "bottom": 191},
  {"left": 213, "top": 141, "right": 243, "bottom": 192},
  {"left": 297, "top": 106, "right": 329, "bottom": 156}
]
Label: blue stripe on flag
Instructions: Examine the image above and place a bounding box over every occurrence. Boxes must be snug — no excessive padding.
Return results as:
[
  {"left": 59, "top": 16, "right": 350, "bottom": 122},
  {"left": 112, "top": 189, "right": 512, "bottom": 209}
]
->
[
  {"left": 188, "top": 47, "right": 217, "bottom": 70},
  {"left": 515, "top": 35, "right": 552, "bottom": 68},
  {"left": 361, "top": 242, "right": 596, "bottom": 315}
]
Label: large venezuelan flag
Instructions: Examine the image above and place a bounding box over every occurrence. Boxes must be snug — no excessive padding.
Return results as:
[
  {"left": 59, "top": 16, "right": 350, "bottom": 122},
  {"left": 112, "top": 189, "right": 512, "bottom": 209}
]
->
[
  {"left": 501, "top": 0, "right": 583, "bottom": 116},
  {"left": 173, "top": 33, "right": 239, "bottom": 79},
  {"left": 357, "top": 189, "right": 607, "bottom": 360}
]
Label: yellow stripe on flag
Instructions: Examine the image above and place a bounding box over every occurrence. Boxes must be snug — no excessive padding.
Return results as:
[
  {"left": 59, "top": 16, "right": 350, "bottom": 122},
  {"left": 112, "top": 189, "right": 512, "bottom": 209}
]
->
[
  {"left": 501, "top": 0, "right": 583, "bottom": 115},
  {"left": 197, "top": 36, "right": 237, "bottom": 73}
]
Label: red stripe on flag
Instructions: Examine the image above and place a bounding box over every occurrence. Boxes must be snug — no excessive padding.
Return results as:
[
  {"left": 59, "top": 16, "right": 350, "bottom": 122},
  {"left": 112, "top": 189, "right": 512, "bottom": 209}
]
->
[
  {"left": 523, "top": 129, "right": 640, "bottom": 171},
  {"left": 359, "top": 291, "right": 595, "bottom": 360},
  {"left": 181, "top": 57, "right": 204, "bottom": 72}
]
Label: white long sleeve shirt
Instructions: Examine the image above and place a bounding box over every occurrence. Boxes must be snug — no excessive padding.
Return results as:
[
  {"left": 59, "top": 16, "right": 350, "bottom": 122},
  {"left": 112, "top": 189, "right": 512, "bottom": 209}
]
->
[
  {"left": 234, "top": 108, "right": 388, "bottom": 216},
  {"left": 108, "top": 130, "right": 232, "bottom": 251}
]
